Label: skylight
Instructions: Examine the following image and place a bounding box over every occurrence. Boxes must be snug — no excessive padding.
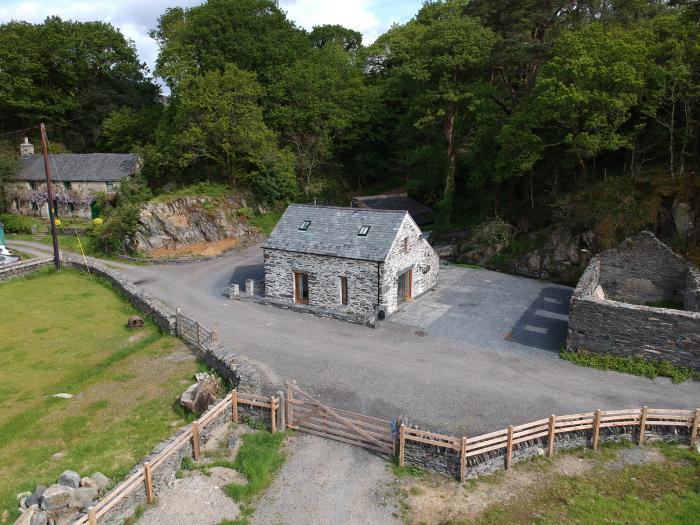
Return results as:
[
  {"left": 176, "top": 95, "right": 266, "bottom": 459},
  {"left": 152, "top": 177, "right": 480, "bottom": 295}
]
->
[
  {"left": 299, "top": 220, "right": 311, "bottom": 231},
  {"left": 358, "top": 225, "right": 371, "bottom": 236}
]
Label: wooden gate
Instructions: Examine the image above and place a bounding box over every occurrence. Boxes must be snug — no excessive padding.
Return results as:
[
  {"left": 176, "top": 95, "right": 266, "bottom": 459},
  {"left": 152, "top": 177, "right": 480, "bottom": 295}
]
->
[{"left": 286, "top": 383, "right": 395, "bottom": 455}]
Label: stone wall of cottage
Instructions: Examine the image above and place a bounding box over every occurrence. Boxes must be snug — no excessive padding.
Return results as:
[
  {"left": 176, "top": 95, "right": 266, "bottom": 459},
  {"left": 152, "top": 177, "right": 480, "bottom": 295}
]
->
[
  {"left": 380, "top": 215, "right": 440, "bottom": 314},
  {"left": 6, "top": 180, "right": 120, "bottom": 219},
  {"left": 263, "top": 249, "right": 380, "bottom": 316}
]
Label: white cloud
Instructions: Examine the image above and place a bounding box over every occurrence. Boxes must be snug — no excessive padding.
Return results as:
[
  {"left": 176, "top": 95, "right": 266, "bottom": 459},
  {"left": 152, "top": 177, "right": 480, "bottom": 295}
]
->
[{"left": 281, "top": 0, "right": 383, "bottom": 43}]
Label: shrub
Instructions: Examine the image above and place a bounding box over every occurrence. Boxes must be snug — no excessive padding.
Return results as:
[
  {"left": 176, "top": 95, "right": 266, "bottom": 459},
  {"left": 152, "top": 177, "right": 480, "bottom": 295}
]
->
[{"left": 0, "top": 213, "right": 43, "bottom": 234}]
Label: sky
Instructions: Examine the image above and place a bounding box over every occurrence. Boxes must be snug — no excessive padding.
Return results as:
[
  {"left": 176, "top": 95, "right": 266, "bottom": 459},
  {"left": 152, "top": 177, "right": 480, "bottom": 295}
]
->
[{"left": 0, "top": 0, "right": 423, "bottom": 77}]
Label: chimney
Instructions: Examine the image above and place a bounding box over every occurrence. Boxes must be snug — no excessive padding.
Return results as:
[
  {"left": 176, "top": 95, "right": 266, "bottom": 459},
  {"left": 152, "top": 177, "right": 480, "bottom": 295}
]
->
[{"left": 20, "top": 137, "right": 34, "bottom": 157}]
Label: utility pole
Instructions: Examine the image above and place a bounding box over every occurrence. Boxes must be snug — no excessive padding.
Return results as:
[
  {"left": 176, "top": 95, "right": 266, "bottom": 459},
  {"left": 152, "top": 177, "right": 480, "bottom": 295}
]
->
[{"left": 39, "top": 123, "right": 60, "bottom": 270}]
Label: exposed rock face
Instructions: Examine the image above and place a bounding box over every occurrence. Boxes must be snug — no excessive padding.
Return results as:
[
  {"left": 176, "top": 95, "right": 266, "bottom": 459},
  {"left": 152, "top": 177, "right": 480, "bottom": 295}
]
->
[
  {"left": 132, "top": 196, "right": 256, "bottom": 254},
  {"left": 39, "top": 485, "right": 71, "bottom": 511}
]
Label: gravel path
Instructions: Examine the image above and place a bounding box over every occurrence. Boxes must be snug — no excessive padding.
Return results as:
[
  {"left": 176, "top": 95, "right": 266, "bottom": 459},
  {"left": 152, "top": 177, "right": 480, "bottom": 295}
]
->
[{"left": 250, "top": 434, "right": 401, "bottom": 525}]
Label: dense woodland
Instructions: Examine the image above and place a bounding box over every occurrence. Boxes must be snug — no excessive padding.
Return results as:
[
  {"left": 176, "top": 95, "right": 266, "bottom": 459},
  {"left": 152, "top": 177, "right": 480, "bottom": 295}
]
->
[{"left": 1, "top": 0, "right": 699, "bottom": 260}]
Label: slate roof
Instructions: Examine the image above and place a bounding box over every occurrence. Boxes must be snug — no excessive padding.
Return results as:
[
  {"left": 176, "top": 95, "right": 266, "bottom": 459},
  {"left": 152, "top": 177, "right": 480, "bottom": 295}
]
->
[
  {"left": 18, "top": 153, "right": 138, "bottom": 182},
  {"left": 263, "top": 205, "right": 408, "bottom": 262},
  {"left": 352, "top": 192, "right": 434, "bottom": 226}
]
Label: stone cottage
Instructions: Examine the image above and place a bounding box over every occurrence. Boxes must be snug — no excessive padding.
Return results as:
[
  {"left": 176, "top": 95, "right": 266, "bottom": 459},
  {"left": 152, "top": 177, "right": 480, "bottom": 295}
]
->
[
  {"left": 262, "top": 204, "right": 440, "bottom": 318},
  {"left": 567, "top": 232, "right": 700, "bottom": 370},
  {"left": 5, "top": 138, "right": 139, "bottom": 219}
]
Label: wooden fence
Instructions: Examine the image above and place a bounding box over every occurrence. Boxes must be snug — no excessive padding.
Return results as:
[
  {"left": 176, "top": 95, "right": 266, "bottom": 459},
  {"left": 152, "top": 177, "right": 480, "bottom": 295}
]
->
[
  {"left": 176, "top": 309, "right": 216, "bottom": 351},
  {"left": 74, "top": 389, "right": 277, "bottom": 525},
  {"left": 399, "top": 407, "right": 700, "bottom": 483}
]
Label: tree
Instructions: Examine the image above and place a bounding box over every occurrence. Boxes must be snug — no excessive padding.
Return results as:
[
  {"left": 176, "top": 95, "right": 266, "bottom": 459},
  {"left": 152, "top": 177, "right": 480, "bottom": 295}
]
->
[
  {"left": 0, "top": 17, "right": 158, "bottom": 151},
  {"left": 268, "top": 44, "right": 367, "bottom": 193},
  {"left": 380, "top": 1, "right": 496, "bottom": 204},
  {"left": 309, "top": 25, "right": 363, "bottom": 51},
  {"left": 99, "top": 106, "right": 163, "bottom": 153},
  {"left": 147, "top": 64, "right": 296, "bottom": 199},
  {"left": 151, "top": 0, "right": 307, "bottom": 90}
]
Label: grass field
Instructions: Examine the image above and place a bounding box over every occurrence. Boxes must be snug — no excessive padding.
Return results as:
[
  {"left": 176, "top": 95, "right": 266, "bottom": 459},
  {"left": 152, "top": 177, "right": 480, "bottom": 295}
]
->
[{"left": 0, "top": 269, "right": 200, "bottom": 522}]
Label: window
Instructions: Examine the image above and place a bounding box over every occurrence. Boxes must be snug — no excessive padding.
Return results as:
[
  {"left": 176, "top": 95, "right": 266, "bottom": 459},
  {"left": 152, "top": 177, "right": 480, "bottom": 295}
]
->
[
  {"left": 358, "top": 225, "right": 370, "bottom": 236},
  {"left": 403, "top": 237, "right": 409, "bottom": 253},
  {"left": 63, "top": 181, "right": 72, "bottom": 190},
  {"left": 29, "top": 182, "right": 37, "bottom": 190},
  {"left": 299, "top": 220, "right": 311, "bottom": 231},
  {"left": 340, "top": 277, "right": 348, "bottom": 305}
]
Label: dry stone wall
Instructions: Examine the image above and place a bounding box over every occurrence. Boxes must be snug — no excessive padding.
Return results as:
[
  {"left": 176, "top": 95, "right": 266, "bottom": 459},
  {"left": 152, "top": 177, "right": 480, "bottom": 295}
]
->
[{"left": 567, "top": 232, "right": 700, "bottom": 371}]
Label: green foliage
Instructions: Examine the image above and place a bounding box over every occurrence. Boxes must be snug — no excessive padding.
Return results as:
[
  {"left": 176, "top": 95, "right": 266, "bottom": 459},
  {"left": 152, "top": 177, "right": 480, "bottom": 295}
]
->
[
  {"left": 99, "top": 106, "right": 162, "bottom": 153},
  {"left": 239, "top": 415, "right": 266, "bottom": 432},
  {"left": 561, "top": 350, "right": 699, "bottom": 383},
  {"left": 0, "top": 213, "right": 42, "bottom": 234},
  {"left": 0, "top": 17, "right": 159, "bottom": 152},
  {"left": 246, "top": 211, "right": 282, "bottom": 236},
  {"left": 223, "top": 431, "right": 287, "bottom": 503},
  {"left": 151, "top": 182, "right": 232, "bottom": 204}
]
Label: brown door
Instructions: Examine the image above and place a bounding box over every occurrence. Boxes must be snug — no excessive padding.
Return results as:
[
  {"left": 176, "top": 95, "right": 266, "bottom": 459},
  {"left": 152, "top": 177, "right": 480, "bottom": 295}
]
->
[
  {"left": 294, "top": 272, "right": 309, "bottom": 304},
  {"left": 397, "top": 269, "right": 412, "bottom": 304}
]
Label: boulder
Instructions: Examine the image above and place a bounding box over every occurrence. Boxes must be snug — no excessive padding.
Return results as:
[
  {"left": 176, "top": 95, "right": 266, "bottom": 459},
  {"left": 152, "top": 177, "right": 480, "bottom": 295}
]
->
[
  {"left": 47, "top": 507, "right": 79, "bottom": 525},
  {"left": 68, "top": 488, "right": 98, "bottom": 509},
  {"left": 24, "top": 487, "right": 46, "bottom": 509},
  {"left": 79, "top": 477, "right": 97, "bottom": 489},
  {"left": 672, "top": 200, "right": 692, "bottom": 239},
  {"left": 90, "top": 472, "right": 110, "bottom": 493},
  {"left": 57, "top": 470, "right": 80, "bottom": 489},
  {"left": 39, "top": 485, "right": 71, "bottom": 511},
  {"left": 180, "top": 373, "right": 221, "bottom": 414}
]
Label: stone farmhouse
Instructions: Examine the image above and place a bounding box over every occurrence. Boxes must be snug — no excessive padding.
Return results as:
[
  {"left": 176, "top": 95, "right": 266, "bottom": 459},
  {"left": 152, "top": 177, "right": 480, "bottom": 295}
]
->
[
  {"left": 262, "top": 204, "right": 439, "bottom": 318},
  {"left": 5, "top": 138, "right": 139, "bottom": 219}
]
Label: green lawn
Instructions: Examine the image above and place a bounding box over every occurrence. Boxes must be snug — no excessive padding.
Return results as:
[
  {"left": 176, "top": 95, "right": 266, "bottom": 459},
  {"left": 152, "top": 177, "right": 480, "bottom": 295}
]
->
[{"left": 0, "top": 270, "right": 199, "bottom": 522}]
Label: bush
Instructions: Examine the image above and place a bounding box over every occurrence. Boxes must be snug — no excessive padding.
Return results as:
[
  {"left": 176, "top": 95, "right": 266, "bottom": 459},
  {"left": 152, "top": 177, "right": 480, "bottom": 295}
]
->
[{"left": 0, "top": 213, "right": 43, "bottom": 234}]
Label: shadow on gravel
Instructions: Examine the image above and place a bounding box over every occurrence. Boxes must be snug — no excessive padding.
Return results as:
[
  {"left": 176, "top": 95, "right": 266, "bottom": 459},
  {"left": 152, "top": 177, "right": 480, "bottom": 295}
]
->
[{"left": 509, "top": 287, "right": 572, "bottom": 352}]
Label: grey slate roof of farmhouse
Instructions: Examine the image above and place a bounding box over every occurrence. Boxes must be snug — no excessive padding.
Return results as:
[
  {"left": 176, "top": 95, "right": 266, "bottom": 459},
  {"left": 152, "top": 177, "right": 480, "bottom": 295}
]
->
[
  {"left": 18, "top": 153, "right": 138, "bottom": 182},
  {"left": 263, "top": 204, "right": 408, "bottom": 262}
]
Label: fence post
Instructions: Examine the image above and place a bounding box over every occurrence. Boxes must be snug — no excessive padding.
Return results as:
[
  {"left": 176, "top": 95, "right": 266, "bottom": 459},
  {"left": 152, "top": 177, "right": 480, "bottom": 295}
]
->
[
  {"left": 192, "top": 422, "right": 201, "bottom": 461},
  {"left": 88, "top": 508, "right": 97, "bottom": 525},
  {"left": 286, "top": 383, "right": 294, "bottom": 426},
  {"left": 592, "top": 409, "right": 602, "bottom": 451},
  {"left": 399, "top": 424, "right": 406, "bottom": 467},
  {"left": 175, "top": 308, "right": 181, "bottom": 336},
  {"left": 277, "top": 389, "right": 286, "bottom": 431},
  {"left": 231, "top": 390, "right": 238, "bottom": 423},
  {"left": 460, "top": 436, "right": 467, "bottom": 483},
  {"left": 143, "top": 462, "right": 154, "bottom": 504},
  {"left": 196, "top": 322, "right": 201, "bottom": 347},
  {"left": 270, "top": 396, "right": 277, "bottom": 433},
  {"left": 505, "top": 425, "right": 514, "bottom": 470},
  {"left": 547, "top": 415, "right": 556, "bottom": 457},
  {"left": 639, "top": 405, "right": 648, "bottom": 446},
  {"left": 691, "top": 408, "right": 700, "bottom": 447}
]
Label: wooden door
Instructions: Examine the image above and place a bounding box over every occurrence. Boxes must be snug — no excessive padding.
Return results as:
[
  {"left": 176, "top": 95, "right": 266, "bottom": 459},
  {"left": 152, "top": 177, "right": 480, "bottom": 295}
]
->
[
  {"left": 397, "top": 270, "right": 412, "bottom": 304},
  {"left": 294, "top": 272, "right": 309, "bottom": 304}
]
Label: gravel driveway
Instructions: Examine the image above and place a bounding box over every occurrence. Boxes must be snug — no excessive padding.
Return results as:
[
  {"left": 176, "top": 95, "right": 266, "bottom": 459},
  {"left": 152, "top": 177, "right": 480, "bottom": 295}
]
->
[
  {"left": 250, "top": 434, "right": 400, "bottom": 525},
  {"left": 11, "top": 240, "right": 700, "bottom": 437}
]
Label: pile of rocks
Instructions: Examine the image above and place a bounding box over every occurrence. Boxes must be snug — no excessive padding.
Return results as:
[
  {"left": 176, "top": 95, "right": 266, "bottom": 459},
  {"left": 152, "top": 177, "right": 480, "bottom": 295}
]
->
[
  {"left": 180, "top": 372, "right": 222, "bottom": 414},
  {"left": 14, "top": 470, "right": 110, "bottom": 525}
]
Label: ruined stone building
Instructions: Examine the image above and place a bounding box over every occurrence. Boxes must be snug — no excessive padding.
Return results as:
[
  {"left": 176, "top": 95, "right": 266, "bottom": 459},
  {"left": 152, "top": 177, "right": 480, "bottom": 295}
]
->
[
  {"left": 5, "top": 138, "right": 139, "bottom": 219},
  {"left": 567, "top": 232, "right": 700, "bottom": 370},
  {"left": 262, "top": 204, "right": 439, "bottom": 317}
]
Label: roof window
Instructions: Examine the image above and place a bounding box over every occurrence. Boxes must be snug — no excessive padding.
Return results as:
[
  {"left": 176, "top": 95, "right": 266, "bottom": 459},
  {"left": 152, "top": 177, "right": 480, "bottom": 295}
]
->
[
  {"left": 299, "top": 220, "right": 311, "bottom": 231},
  {"left": 358, "top": 225, "right": 371, "bottom": 236}
]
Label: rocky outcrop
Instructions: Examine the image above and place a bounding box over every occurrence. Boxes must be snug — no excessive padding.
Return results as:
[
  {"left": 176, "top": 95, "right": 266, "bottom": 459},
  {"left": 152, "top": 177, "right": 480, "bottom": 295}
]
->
[{"left": 132, "top": 196, "right": 256, "bottom": 254}]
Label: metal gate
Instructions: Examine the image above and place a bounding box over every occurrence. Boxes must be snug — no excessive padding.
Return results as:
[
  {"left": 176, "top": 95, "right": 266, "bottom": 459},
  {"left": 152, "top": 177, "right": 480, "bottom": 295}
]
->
[{"left": 286, "top": 383, "right": 395, "bottom": 455}]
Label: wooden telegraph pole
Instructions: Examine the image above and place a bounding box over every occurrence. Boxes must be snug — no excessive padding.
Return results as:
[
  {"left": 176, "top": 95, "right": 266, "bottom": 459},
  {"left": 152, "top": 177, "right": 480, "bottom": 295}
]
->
[{"left": 39, "top": 123, "right": 60, "bottom": 270}]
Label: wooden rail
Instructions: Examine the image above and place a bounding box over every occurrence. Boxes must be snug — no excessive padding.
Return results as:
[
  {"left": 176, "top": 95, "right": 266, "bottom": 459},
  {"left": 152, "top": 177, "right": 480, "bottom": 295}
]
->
[
  {"left": 400, "top": 407, "right": 699, "bottom": 481},
  {"left": 73, "top": 389, "right": 276, "bottom": 524},
  {"left": 176, "top": 309, "right": 217, "bottom": 351}
]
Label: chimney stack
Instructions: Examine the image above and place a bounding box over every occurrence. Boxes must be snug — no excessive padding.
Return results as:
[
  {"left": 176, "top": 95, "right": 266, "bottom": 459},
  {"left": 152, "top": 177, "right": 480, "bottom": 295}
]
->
[{"left": 20, "top": 137, "right": 34, "bottom": 157}]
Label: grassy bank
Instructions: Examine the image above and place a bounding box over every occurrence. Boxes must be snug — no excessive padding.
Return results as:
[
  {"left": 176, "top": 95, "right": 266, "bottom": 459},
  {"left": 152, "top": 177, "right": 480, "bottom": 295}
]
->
[{"left": 0, "top": 269, "right": 199, "bottom": 522}]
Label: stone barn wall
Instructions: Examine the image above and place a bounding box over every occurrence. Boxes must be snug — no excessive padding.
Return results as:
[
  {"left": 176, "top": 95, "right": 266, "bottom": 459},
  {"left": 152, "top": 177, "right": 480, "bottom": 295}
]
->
[
  {"left": 567, "top": 232, "right": 700, "bottom": 371},
  {"left": 597, "top": 231, "right": 689, "bottom": 303}
]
